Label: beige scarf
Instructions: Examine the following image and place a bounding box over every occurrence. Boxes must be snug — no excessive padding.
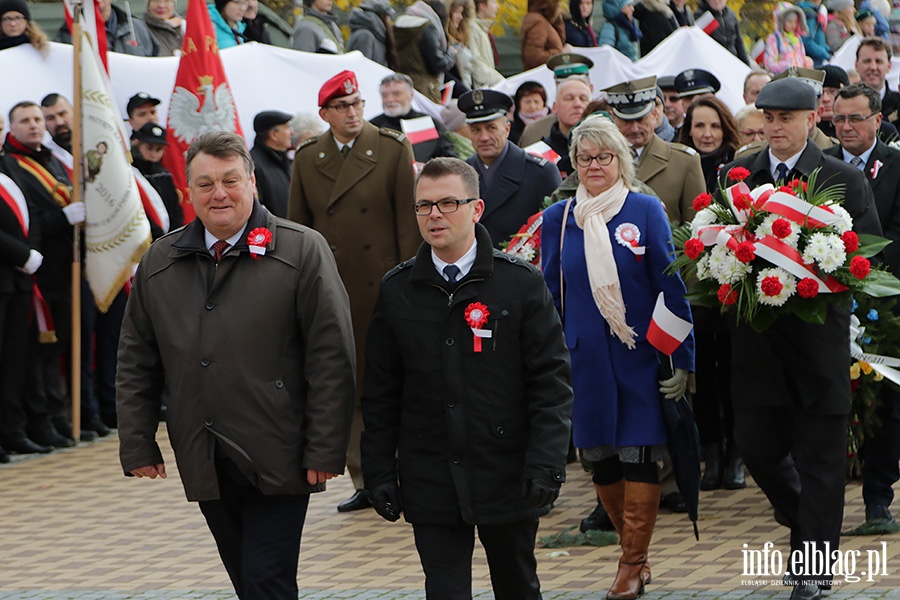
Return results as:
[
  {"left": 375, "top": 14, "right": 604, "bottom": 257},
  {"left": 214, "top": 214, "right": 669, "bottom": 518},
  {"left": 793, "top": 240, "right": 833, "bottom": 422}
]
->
[{"left": 573, "top": 179, "right": 637, "bottom": 349}]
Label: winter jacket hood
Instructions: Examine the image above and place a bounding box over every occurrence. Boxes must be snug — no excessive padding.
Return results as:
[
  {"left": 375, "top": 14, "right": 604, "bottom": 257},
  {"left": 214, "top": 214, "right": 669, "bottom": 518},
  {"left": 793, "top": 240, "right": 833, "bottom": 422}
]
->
[
  {"left": 528, "top": 0, "right": 563, "bottom": 21},
  {"left": 348, "top": 6, "right": 387, "bottom": 42},
  {"left": 603, "top": 0, "right": 635, "bottom": 20},
  {"left": 773, "top": 1, "right": 810, "bottom": 36}
]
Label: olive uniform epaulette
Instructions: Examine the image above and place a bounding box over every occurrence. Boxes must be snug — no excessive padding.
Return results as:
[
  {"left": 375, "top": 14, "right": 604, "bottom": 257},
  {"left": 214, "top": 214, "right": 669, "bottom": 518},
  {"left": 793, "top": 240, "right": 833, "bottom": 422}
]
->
[
  {"left": 378, "top": 127, "right": 407, "bottom": 143},
  {"left": 295, "top": 136, "right": 318, "bottom": 152},
  {"left": 735, "top": 140, "right": 766, "bottom": 159},
  {"left": 669, "top": 142, "right": 697, "bottom": 157}
]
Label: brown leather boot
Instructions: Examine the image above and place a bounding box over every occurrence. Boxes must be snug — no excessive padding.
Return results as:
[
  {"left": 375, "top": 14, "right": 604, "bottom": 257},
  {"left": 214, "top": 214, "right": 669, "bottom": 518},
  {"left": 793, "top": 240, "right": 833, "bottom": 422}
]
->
[
  {"left": 595, "top": 481, "right": 652, "bottom": 586},
  {"left": 606, "top": 481, "right": 661, "bottom": 600}
]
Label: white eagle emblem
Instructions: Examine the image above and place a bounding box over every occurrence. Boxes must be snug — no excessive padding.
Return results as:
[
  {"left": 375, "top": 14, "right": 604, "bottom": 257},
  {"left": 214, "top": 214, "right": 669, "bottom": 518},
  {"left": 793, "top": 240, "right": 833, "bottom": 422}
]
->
[{"left": 168, "top": 75, "right": 237, "bottom": 144}]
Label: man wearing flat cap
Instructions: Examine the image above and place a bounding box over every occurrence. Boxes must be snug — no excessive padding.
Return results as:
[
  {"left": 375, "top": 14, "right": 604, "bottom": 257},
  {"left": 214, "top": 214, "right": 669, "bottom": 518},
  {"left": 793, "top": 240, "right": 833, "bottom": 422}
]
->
[
  {"left": 771, "top": 67, "right": 837, "bottom": 150},
  {"left": 719, "top": 77, "right": 882, "bottom": 600},
  {"left": 518, "top": 52, "right": 594, "bottom": 148},
  {"left": 289, "top": 69, "right": 420, "bottom": 514},
  {"left": 607, "top": 75, "right": 705, "bottom": 225},
  {"left": 251, "top": 110, "right": 294, "bottom": 218},
  {"left": 460, "top": 89, "right": 561, "bottom": 248}
]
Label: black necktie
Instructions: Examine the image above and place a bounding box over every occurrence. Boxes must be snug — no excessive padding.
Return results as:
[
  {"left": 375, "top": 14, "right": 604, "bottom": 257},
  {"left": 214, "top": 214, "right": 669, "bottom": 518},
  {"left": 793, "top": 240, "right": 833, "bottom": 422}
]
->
[
  {"left": 340, "top": 145, "right": 350, "bottom": 159},
  {"left": 775, "top": 162, "right": 789, "bottom": 182},
  {"left": 443, "top": 264, "right": 461, "bottom": 284}
]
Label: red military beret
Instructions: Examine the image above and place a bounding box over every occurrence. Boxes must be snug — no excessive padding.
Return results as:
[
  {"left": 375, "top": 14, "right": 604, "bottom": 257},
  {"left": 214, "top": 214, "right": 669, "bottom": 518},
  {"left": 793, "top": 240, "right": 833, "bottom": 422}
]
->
[{"left": 318, "top": 70, "right": 360, "bottom": 107}]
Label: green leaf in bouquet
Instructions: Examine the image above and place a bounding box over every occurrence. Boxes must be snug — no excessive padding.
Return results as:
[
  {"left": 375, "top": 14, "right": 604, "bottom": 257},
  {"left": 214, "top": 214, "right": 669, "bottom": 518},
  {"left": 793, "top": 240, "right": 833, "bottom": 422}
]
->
[
  {"left": 859, "top": 270, "right": 900, "bottom": 298},
  {"left": 855, "top": 234, "right": 893, "bottom": 258},
  {"left": 685, "top": 279, "right": 720, "bottom": 307},
  {"left": 790, "top": 295, "right": 828, "bottom": 324},
  {"left": 804, "top": 168, "right": 846, "bottom": 206}
]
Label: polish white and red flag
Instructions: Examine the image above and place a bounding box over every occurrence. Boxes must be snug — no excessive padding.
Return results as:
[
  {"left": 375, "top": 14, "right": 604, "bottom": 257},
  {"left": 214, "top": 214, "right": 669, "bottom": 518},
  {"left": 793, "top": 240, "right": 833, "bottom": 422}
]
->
[
  {"left": 523, "top": 141, "right": 561, "bottom": 164},
  {"left": 647, "top": 292, "right": 693, "bottom": 356},
  {"left": 695, "top": 11, "right": 720, "bottom": 35},
  {"left": 401, "top": 116, "right": 439, "bottom": 145},
  {"left": 750, "top": 39, "right": 766, "bottom": 66}
]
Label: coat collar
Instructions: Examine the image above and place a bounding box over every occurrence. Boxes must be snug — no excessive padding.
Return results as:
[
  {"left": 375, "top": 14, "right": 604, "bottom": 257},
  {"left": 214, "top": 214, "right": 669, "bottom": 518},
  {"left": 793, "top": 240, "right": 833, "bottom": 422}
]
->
[
  {"left": 170, "top": 199, "right": 272, "bottom": 257},
  {"left": 409, "top": 223, "right": 494, "bottom": 287},
  {"left": 479, "top": 142, "right": 526, "bottom": 221},
  {"left": 746, "top": 142, "right": 823, "bottom": 182}
]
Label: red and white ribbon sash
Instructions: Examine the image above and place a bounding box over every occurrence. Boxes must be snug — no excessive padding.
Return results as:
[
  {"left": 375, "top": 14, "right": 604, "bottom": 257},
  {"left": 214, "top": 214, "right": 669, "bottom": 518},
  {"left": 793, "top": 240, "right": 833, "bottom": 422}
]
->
[
  {"left": 761, "top": 191, "right": 841, "bottom": 230},
  {"left": 753, "top": 235, "right": 847, "bottom": 293}
]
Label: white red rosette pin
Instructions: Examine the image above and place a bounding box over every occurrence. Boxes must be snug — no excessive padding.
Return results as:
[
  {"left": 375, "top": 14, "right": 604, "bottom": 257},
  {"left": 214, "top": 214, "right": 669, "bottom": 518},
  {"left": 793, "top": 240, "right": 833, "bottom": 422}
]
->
[
  {"left": 247, "top": 227, "right": 272, "bottom": 259},
  {"left": 614, "top": 223, "right": 645, "bottom": 261},
  {"left": 464, "top": 302, "right": 492, "bottom": 352}
]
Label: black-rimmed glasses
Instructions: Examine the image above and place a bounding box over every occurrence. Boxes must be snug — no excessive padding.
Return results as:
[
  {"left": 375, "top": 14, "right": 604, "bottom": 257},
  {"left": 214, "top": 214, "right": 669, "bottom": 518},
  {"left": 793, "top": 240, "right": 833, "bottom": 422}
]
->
[
  {"left": 414, "top": 198, "right": 476, "bottom": 216},
  {"left": 574, "top": 152, "right": 615, "bottom": 168}
]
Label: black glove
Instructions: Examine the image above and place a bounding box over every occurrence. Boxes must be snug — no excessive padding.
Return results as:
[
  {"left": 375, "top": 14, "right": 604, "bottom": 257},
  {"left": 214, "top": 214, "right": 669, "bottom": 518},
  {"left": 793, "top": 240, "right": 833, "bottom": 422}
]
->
[
  {"left": 523, "top": 478, "right": 560, "bottom": 508},
  {"left": 369, "top": 482, "right": 402, "bottom": 522}
]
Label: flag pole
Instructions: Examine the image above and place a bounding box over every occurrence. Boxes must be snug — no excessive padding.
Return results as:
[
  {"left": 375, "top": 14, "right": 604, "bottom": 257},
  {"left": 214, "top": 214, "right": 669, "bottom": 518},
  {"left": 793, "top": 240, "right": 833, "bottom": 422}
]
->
[{"left": 71, "top": 1, "right": 84, "bottom": 442}]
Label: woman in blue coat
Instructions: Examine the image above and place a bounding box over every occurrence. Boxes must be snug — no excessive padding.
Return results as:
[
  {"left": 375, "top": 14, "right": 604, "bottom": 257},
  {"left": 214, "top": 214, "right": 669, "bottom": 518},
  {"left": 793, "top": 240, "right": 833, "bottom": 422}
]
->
[{"left": 542, "top": 114, "right": 694, "bottom": 600}]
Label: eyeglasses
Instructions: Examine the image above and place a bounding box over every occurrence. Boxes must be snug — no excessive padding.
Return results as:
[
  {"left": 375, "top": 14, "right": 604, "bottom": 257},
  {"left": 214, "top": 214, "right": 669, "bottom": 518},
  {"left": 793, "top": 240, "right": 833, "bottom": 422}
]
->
[
  {"left": 2, "top": 15, "right": 25, "bottom": 23},
  {"left": 740, "top": 129, "right": 765, "bottom": 139},
  {"left": 574, "top": 152, "right": 615, "bottom": 167},
  {"left": 325, "top": 99, "right": 366, "bottom": 114},
  {"left": 414, "top": 198, "right": 476, "bottom": 216},
  {"left": 832, "top": 112, "right": 879, "bottom": 125}
]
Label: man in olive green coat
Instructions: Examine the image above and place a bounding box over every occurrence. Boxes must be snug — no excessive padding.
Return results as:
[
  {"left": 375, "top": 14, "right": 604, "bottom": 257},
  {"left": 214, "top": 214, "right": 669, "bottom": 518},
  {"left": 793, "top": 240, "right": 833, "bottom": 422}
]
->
[{"left": 289, "top": 70, "right": 421, "bottom": 512}]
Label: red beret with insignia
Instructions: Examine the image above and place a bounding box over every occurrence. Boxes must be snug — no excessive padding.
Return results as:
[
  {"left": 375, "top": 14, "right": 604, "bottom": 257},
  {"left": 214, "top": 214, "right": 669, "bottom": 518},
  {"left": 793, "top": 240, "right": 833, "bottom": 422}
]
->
[{"left": 318, "top": 70, "right": 359, "bottom": 107}]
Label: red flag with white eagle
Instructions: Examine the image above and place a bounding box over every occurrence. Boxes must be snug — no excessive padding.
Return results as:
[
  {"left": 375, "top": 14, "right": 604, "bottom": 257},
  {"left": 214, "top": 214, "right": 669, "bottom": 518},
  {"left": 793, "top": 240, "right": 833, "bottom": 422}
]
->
[
  {"left": 161, "top": 0, "right": 243, "bottom": 224},
  {"left": 695, "top": 11, "right": 720, "bottom": 35},
  {"left": 647, "top": 292, "right": 693, "bottom": 356}
]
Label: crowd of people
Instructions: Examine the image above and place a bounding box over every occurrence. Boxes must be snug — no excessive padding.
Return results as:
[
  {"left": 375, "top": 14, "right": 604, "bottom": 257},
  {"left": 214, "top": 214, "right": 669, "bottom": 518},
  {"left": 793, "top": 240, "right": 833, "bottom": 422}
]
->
[{"left": 3, "top": 1, "right": 900, "bottom": 600}]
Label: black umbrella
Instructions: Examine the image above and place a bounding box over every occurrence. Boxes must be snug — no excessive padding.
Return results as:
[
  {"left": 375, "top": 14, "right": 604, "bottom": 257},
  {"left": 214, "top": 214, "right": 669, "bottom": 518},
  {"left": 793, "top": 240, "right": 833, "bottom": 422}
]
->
[{"left": 659, "top": 354, "right": 701, "bottom": 541}]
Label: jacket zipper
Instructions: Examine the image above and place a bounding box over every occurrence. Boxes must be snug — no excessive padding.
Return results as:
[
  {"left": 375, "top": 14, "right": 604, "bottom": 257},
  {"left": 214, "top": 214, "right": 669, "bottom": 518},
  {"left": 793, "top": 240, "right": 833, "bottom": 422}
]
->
[{"left": 431, "top": 277, "right": 483, "bottom": 307}]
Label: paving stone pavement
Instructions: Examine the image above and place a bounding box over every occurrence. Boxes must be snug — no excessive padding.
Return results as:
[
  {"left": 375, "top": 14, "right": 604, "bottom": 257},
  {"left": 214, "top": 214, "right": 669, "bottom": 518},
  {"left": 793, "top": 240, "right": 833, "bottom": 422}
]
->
[{"left": 1, "top": 427, "right": 898, "bottom": 600}]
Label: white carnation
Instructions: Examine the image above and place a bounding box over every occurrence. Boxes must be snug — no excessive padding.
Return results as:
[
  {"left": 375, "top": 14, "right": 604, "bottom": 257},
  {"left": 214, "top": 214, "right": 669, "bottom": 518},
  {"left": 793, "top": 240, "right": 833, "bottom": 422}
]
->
[
  {"left": 756, "top": 267, "right": 797, "bottom": 307},
  {"left": 754, "top": 213, "right": 800, "bottom": 248},
  {"left": 517, "top": 246, "right": 536, "bottom": 262},
  {"left": 690, "top": 208, "right": 719, "bottom": 237},
  {"left": 801, "top": 232, "right": 846, "bottom": 273}
]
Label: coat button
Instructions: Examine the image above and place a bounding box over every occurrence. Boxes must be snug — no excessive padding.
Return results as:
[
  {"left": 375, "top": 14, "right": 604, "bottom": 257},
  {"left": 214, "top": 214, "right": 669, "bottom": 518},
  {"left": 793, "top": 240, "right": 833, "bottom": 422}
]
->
[
  {"left": 330, "top": 244, "right": 337, "bottom": 251},
  {"left": 364, "top": 244, "right": 371, "bottom": 250},
  {"left": 448, "top": 402, "right": 455, "bottom": 408},
  {"left": 327, "top": 208, "right": 335, "bottom": 216},
  {"left": 275, "top": 380, "right": 284, "bottom": 389},
  {"left": 204, "top": 419, "right": 213, "bottom": 427},
  {"left": 496, "top": 426, "right": 504, "bottom": 435},
  {"left": 361, "top": 207, "right": 368, "bottom": 213},
  {"left": 445, "top": 337, "right": 454, "bottom": 346},
  {"left": 205, "top": 302, "right": 215, "bottom": 310},
  {"left": 451, "top": 456, "right": 460, "bottom": 464},
  {"left": 200, "top": 358, "right": 210, "bottom": 367},
  {"left": 501, "top": 310, "right": 509, "bottom": 316}
]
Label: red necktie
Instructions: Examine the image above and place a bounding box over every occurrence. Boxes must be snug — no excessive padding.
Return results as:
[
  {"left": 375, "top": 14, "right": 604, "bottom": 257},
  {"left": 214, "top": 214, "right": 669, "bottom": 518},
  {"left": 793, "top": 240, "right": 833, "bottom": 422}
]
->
[{"left": 212, "top": 239, "right": 230, "bottom": 263}]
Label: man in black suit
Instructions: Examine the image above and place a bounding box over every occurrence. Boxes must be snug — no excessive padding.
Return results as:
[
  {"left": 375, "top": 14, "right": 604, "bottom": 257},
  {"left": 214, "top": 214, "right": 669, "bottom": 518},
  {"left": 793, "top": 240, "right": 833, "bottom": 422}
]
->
[
  {"left": 855, "top": 37, "right": 900, "bottom": 127},
  {"left": 826, "top": 82, "right": 900, "bottom": 531},
  {"left": 370, "top": 73, "right": 458, "bottom": 164},
  {"left": 250, "top": 110, "right": 294, "bottom": 218},
  {"left": 720, "top": 78, "right": 882, "bottom": 600},
  {"left": 459, "top": 89, "right": 561, "bottom": 248}
]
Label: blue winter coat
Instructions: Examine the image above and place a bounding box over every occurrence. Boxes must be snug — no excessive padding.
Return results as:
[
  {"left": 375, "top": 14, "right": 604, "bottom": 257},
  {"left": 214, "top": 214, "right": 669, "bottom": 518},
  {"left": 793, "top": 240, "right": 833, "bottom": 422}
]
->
[
  {"left": 208, "top": 3, "right": 246, "bottom": 49},
  {"left": 797, "top": 1, "right": 831, "bottom": 68},
  {"left": 598, "top": 0, "right": 638, "bottom": 61},
  {"left": 541, "top": 192, "right": 694, "bottom": 450}
]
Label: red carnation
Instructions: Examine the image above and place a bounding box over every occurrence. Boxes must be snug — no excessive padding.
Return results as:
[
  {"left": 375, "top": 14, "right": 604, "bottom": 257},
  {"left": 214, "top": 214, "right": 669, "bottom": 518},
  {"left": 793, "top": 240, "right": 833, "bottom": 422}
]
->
[
  {"left": 684, "top": 238, "right": 705, "bottom": 260},
  {"left": 771, "top": 218, "right": 792, "bottom": 239},
  {"left": 734, "top": 241, "right": 756, "bottom": 263},
  {"left": 717, "top": 284, "right": 737, "bottom": 305},
  {"left": 760, "top": 276, "right": 783, "bottom": 297},
  {"left": 733, "top": 194, "right": 752, "bottom": 211},
  {"left": 797, "top": 278, "right": 819, "bottom": 298},
  {"left": 790, "top": 179, "right": 807, "bottom": 193},
  {"left": 842, "top": 231, "right": 859, "bottom": 253},
  {"left": 777, "top": 185, "right": 794, "bottom": 194},
  {"left": 728, "top": 167, "right": 750, "bottom": 181},
  {"left": 850, "top": 255, "right": 871, "bottom": 279},
  {"left": 693, "top": 193, "right": 712, "bottom": 211}
]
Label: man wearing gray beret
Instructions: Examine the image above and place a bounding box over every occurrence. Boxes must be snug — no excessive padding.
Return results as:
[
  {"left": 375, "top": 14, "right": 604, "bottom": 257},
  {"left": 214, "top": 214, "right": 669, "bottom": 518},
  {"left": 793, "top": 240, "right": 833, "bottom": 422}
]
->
[{"left": 716, "top": 77, "right": 883, "bottom": 600}]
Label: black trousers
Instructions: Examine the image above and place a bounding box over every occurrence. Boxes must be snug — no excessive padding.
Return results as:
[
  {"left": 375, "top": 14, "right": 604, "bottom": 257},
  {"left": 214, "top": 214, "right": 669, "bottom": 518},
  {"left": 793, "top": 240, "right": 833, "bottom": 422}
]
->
[
  {"left": 0, "top": 290, "right": 33, "bottom": 438},
  {"left": 412, "top": 519, "right": 542, "bottom": 600},
  {"left": 79, "top": 279, "right": 126, "bottom": 422},
  {"left": 861, "top": 387, "right": 900, "bottom": 508},
  {"left": 691, "top": 307, "right": 734, "bottom": 446},
  {"left": 734, "top": 407, "right": 845, "bottom": 583},
  {"left": 198, "top": 459, "right": 310, "bottom": 600}
]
